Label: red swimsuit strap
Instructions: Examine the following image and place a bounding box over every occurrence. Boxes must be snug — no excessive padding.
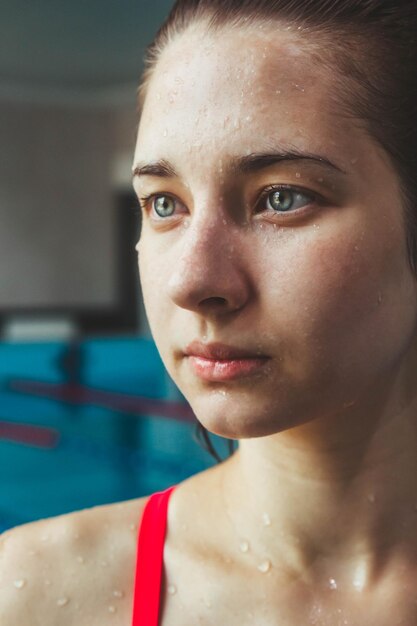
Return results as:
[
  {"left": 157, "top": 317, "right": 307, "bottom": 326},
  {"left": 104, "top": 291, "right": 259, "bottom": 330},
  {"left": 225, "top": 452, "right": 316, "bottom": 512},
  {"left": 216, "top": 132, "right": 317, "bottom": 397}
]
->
[{"left": 131, "top": 485, "right": 177, "bottom": 626}]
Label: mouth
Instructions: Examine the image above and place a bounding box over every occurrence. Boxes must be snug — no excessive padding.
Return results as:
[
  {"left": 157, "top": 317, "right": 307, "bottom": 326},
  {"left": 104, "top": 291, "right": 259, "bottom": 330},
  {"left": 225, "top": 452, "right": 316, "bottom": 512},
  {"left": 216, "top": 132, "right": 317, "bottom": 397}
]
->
[{"left": 183, "top": 341, "right": 270, "bottom": 382}]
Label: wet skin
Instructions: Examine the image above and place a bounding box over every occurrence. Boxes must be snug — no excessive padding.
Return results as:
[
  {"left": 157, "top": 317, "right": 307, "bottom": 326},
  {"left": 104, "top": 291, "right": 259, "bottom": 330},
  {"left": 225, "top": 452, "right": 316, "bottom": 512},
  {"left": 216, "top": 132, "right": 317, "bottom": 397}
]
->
[
  {"left": 132, "top": 19, "right": 417, "bottom": 619},
  {"left": 134, "top": 24, "right": 416, "bottom": 441}
]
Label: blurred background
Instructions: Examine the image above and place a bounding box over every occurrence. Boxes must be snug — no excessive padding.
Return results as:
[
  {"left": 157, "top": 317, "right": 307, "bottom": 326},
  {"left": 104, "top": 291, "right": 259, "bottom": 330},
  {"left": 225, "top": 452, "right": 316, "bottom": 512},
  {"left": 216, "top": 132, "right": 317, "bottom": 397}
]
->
[{"left": 0, "top": 0, "right": 233, "bottom": 532}]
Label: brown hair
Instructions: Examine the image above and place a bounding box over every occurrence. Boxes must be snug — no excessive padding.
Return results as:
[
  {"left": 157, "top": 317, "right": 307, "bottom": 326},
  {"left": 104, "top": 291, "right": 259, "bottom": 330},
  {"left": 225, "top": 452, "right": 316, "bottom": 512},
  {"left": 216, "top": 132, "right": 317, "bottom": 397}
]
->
[{"left": 138, "top": 0, "right": 417, "bottom": 463}]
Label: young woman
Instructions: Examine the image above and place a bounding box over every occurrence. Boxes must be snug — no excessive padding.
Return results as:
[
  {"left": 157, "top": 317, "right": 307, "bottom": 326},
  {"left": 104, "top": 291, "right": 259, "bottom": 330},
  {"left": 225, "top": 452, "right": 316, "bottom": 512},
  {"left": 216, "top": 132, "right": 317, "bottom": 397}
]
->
[{"left": 2, "top": 0, "right": 417, "bottom": 624}]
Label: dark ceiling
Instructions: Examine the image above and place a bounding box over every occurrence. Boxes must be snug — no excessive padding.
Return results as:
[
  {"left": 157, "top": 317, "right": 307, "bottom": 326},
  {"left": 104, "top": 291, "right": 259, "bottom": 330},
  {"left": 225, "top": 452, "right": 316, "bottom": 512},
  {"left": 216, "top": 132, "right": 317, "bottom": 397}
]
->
[{"left": 0, "top": 0, "right": 175, "bottom": 105}]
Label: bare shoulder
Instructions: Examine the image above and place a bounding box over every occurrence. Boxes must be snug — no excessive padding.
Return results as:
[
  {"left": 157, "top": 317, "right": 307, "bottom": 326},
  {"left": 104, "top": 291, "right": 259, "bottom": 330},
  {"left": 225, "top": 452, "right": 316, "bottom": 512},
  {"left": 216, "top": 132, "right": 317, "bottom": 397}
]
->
[{"left": 0, "top": 495, "right": 150, "bottom": 626}]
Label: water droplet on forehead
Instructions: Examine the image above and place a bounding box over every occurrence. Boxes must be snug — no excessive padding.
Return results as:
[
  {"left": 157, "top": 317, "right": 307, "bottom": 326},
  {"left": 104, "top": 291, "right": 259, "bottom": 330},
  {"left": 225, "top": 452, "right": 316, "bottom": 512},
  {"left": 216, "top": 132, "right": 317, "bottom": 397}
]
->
[
  {"left": 57, "top": 597, "right": 70, "bottom": 607},
  {"left": 13, "top": 579, "right": 26, "bottom": 589},
  {"left": 262, "top": 512, "right": 271, "bottom": 526},
  {"left": 328, "top": 577, "right": 338, "bottom": 590},
  {"left": 204, "top": 597, "right": 212, "bottom": 608},
  {"left": 76, "top": 555, "right": 85, "bottom": 564},
  {"left": 168, "top": 584, "right": 177, "bottom": 595},
  {"left": 257, "top": 559, "right": 272, "bottom": 573},
  {"left": 44, "top": 579, "right": 51, "bottom": 586},
  {"left": 295, "top": 172, "right": 301, "bottom": 178},
  {"left": 239, "top": 540, "right": 250, "bottom": 553},
  {"left": 113, "top": 589, "right": 124, "bottom": 598},
  {"left": 108, "top": 605, "right": 117, "bottom": 613},
  {"left": 163, "top": 129, "right": 168, "bottom": 137}
]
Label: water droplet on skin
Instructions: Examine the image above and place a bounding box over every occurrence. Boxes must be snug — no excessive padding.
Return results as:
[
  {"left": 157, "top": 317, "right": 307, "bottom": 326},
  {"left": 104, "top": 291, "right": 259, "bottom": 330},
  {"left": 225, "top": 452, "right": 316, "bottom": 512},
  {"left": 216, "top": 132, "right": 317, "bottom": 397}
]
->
[
  {"left": 245, "top": 115, "right": 253, "bottom": 122},
  {"left": 276, "top": 89, "right": 282, "bottom": 94},
  {"left": 45, "top": 579, "right": 51, "bottom": 586},
  {"left": 113, "top": 589, "right": 124, "bottom": 598},
  {"left": 239, "top": 540, "right": 250, "bottom": 553},
  {"left": 295, "top": 172, "right": 301, "bottom": 178},
  {"left": 262, "top": 512, "right": 271, "bottom": 526},
  {"left": 317, "top": 177, "right": 324, "bottom": 183},
  {"left": 130, "top": 523, "right": 136, "bottom": 531},
  {"left": 367, "top": 493, "right": 376, "bottom": 503},
  {"left": 76, "top": 556, "right": 85, "bottom": 564},
  {"left": 257, "top": 559, "right": 272, "bottom": 573},
  {"left": 156, "top": 93, "right": 161, "bottom": 100},
  {"left": 57, "top": 597, "right": 70, "bottom": 607},
  {"left": 329, "top": 577, "right": 338, "bottom": 590},
  {"left": 108, "top": 605, "right": 117, "bottom": 613},
  {"left": 163, "top": 129, "right": 168, "bottom": 137},
  {"left": 377, "top": 293, "right": 383, "bottom": 305},
  {"left": 168, "top": 584, "right": 177, "bottom": 595},
  {"left": 14, "top": 579, "right": 26, "bottom": 589},
  {"left": 73, "top": 532, "right": 79, "bottom": 540},
  {"left": 27, "top": 550, "right": 37, "bottom": 556},
  {"left": 353, "top": 563, "right": 366, "bottom": 591},
  {"left": 41, "top": 534, "right": 49, "bottom": 542},
  {"left": 350, "top": 157, "right": 358, "bottom": 164},
  {"left": 100, "top": 560, "right": 108, "bottom": 568}
]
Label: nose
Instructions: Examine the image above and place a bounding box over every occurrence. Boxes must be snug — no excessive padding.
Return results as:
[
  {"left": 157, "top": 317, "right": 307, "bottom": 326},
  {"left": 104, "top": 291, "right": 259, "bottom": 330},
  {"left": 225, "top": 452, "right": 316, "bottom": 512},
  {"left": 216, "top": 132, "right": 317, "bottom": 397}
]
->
[{"left": 167, "top": 214, "right": 251, "bottom": 316}]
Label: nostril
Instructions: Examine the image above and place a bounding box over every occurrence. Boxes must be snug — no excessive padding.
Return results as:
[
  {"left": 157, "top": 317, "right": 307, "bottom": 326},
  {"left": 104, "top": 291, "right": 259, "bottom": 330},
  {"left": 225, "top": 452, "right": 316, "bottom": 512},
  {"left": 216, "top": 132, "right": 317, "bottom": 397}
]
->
[{"left": 199, "top": 296, "right": 228, "bottom": 308}]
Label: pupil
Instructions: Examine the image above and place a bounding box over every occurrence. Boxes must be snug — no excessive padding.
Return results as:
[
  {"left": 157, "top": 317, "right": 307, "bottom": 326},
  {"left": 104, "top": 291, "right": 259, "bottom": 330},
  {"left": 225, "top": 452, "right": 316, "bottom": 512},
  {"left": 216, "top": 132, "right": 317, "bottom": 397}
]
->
[
  {"left": 270, "top": 190, "right": 293, "bottom": 212},
  {"left": 155, "top": 196, "right": 174, "bottom": 216}
]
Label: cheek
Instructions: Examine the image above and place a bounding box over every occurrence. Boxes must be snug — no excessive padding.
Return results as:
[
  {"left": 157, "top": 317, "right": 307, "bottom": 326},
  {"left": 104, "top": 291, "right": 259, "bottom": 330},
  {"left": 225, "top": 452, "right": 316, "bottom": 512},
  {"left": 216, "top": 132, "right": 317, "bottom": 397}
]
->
[
  {"left": 137, "top": 240, "right": 169, "bottom": 336},
  {"left": 258, "top": 224, "right": 416, "bottom": 376}
]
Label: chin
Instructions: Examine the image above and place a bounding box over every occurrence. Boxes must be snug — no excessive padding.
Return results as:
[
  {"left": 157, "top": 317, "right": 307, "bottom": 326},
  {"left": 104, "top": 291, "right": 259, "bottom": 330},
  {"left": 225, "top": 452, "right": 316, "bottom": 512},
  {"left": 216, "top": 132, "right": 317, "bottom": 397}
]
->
[{"left": 186, "top": 386, "right": 314, "bottom": 439}]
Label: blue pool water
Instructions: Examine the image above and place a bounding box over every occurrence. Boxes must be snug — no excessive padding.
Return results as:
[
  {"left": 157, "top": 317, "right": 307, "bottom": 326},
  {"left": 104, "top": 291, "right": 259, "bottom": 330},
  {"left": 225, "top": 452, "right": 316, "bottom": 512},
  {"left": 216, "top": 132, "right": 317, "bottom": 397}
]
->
[{"left": 0, "top": 335, "right": 228, "bottom": 532}]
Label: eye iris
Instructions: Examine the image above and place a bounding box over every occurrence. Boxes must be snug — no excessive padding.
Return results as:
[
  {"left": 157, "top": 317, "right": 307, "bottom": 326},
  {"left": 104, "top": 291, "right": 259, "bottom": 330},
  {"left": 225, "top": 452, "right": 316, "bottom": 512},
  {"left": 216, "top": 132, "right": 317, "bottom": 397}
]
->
[
  {"left": 154, "top": 196, "right": 175, "bottom": 217},
  {"left": 268, "top": 190, "right": 293, "bottom": 212}
]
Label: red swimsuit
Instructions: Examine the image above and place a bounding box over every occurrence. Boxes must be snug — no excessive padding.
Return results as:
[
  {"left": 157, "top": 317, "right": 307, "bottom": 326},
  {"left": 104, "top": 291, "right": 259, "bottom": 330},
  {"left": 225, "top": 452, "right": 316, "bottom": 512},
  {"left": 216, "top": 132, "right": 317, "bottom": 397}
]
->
[{"left": 131, "top": 485, "right": 177, "bottom": 625}]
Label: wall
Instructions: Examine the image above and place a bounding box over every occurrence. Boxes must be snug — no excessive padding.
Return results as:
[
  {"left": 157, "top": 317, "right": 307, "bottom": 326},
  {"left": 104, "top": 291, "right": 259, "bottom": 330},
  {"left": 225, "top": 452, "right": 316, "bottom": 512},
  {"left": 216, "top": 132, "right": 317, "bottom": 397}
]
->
[{"left": 0, "top": 101, "right": 146, "bottom": 331}]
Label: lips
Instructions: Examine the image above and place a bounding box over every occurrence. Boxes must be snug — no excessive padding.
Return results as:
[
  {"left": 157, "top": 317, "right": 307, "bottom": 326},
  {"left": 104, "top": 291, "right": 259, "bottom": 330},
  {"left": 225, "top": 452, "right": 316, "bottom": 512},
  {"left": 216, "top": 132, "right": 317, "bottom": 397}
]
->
[
  {"left": 183, "top": 341, "right": 269, "bottom": 382},
  {"left": 184, "top": 341, "right": 266, "bottom": 360}
]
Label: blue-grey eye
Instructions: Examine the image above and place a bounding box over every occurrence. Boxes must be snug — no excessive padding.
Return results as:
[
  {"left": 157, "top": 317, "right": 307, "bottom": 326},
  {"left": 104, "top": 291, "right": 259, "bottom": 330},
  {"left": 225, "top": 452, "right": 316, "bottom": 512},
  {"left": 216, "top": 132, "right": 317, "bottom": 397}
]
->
[
  {"left": 266, "top": 189, "right": 312, "bottom": 213},
  {"left": 153, "top": 195, "right": 176, "bottom": 217}
]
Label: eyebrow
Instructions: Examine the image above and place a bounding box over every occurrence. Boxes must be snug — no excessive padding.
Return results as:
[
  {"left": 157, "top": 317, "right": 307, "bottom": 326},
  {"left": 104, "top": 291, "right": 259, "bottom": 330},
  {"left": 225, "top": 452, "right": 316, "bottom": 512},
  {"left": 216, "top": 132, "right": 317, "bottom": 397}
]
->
[
  {"left": 132, "top": 150, "right": 346, "bottom": 180},
  {"left": 132, "top": 159, "right": 177, "bottom": 179}
]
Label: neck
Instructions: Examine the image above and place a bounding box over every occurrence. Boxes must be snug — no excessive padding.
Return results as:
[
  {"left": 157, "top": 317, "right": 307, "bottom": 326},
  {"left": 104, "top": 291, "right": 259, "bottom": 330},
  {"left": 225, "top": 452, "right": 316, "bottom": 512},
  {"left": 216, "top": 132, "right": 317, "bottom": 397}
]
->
[{"left": 222, "top": 361, "right": 417, "bottom": 590}]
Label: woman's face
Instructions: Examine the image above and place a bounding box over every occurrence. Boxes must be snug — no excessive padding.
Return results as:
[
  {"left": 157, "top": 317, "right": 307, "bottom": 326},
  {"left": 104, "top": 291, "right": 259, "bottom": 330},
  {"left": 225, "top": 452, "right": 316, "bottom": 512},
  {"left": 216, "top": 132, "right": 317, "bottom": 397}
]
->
[{"left": 133, "top": 23, "right": 417, "bottom": 439}]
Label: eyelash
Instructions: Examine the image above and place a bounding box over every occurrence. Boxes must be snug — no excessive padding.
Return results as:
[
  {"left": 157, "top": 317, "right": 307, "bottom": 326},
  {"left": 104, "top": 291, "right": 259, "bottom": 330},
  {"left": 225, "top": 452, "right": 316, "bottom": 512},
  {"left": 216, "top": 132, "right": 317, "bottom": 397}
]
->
[{"left": 135, "top": 185, "right": 322, "bottom": 219}]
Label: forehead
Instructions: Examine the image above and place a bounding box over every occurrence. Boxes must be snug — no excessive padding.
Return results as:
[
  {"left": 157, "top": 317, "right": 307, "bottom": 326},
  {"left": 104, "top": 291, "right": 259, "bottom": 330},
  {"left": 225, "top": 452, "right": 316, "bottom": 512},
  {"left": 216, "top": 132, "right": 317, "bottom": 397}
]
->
[{"left": 136, "top": 23, "right": 360, "bottom": 171}]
